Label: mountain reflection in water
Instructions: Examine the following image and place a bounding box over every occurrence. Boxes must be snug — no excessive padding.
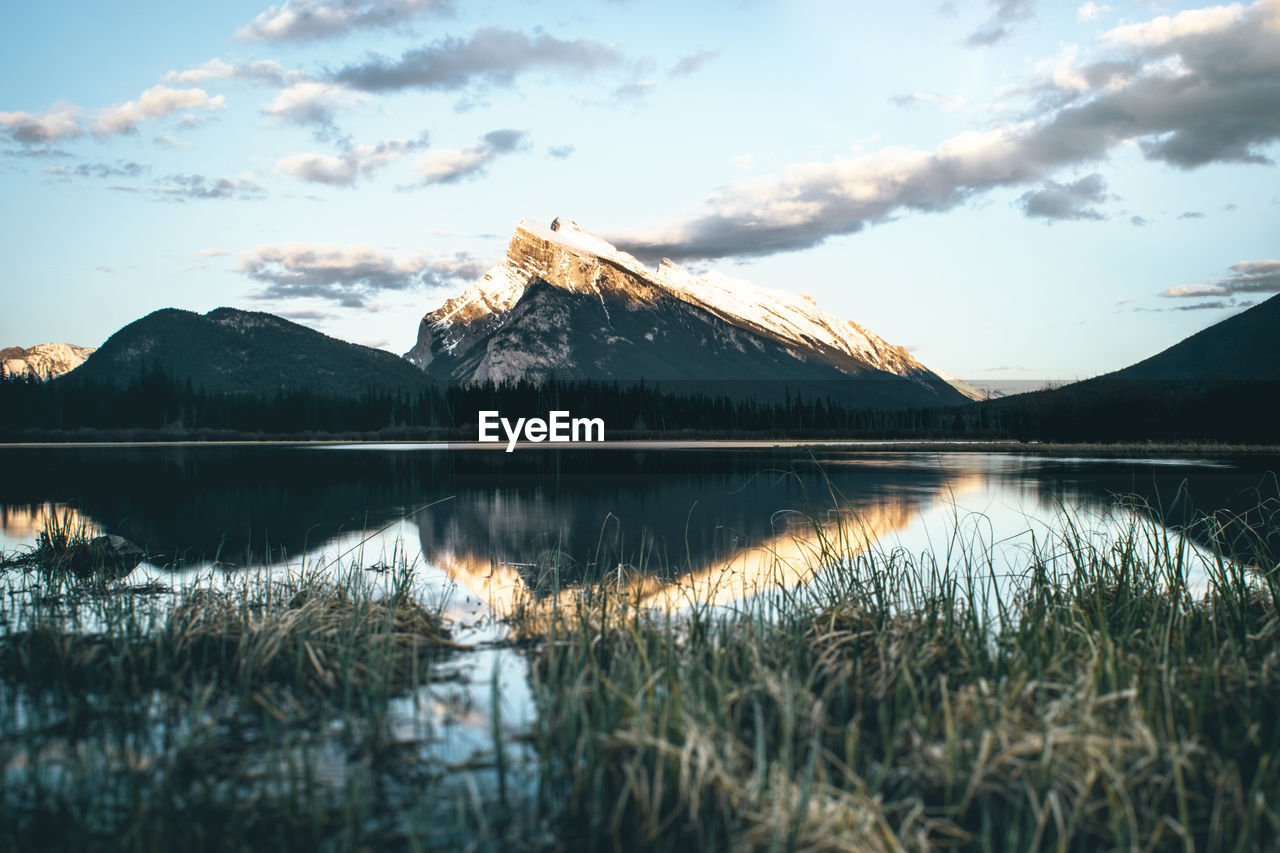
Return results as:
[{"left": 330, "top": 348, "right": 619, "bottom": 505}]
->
[{"left": 0, "top": 446, "right": 1274, "bottom": 596}]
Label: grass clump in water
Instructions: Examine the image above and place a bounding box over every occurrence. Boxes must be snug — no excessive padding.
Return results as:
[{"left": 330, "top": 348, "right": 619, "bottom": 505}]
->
[
  {"left": 1, "top": 567, "right": 460, "bottom": 709},
  {"left": 0, "top": 508, "right": 142, "bottom": 580},
  {"left": 519, "top": 504, "right": 1280, "bottom": 851},
  {"left": 0, "top": 556, "right": 473, "bottom": 850}
]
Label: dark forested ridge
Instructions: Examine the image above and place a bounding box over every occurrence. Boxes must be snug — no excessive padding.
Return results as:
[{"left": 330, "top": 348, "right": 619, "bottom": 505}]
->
[
  {"left": 64, "top": 307, "right": 433, "bottom": 396},
  {"left": 1105, "top": 293, "right": 1280, "bottom": 382},
  {"left": 981, "top": 294, "right": 1280, "bottom": 442}
]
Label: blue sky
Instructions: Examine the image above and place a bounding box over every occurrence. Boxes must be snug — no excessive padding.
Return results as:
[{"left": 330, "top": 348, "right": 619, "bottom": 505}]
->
[{"left": 2, "top": 0, "right": 1277, "bottom": 380}]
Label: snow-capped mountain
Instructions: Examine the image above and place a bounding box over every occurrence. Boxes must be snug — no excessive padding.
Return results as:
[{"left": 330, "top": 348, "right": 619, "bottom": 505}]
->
[
  {"left": 406, "top": 218, "right": 977, "bottom": 407},
  {"left": 1, "top": 342, "right": 95, "bottom": 380}
]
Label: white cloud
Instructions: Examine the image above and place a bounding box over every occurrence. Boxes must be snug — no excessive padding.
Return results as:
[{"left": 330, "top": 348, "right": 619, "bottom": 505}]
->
[
  {"left": 238, "top": 0, "right": 454, "bottom": 42},
  {"left": 276, "top": 137, "right": 425, "bottom": 186},
  {"left": 891, "top": 92, "right": 969, "bottom": 110},
  {"left": 1033, "top": 46, "right": 1095, "bottom": 91},
  {"left": 1104, "top": 3, "right": 1246, "bottom": 46},
  {"left": 235, "top": 242, "right": 487, "bottom": 306},
  {"left": 1160, "top": 260, "right": 1280, "bottom": 298},
  {"left": 263, "top": 81, "right": 365, "bottom": 127},
  {"left": 0, "top": 103, "right": 83, "bottom": 144},
  {"left": 93, "top": 85, "right": 225, "bottom": 135},
  {"left": 613, "top": 0, "right": 1280, "bottom": 261},
  {"left": 412, "top": 129, "right": 528, "bottom": 185},
  {"left": 164, "top": 58, "right": 301, "bottom": 87},
  {"left": 331, "top": 27, "right": 625, "bottom": 93},
  {"left": 1077, "top": 2, "right": 1112, "bottom": 22}
]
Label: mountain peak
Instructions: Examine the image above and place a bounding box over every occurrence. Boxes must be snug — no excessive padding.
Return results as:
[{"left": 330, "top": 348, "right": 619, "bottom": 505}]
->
[
  {"left": 1, "top": 342, "right": 96, "bottom": 380},
  {"left": 406, "top": 218, "right": 977, "bottom": 403}
]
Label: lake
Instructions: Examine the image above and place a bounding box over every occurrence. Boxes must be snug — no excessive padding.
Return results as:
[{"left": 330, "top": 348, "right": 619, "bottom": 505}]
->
[
  {"left": 2, "top": 444, "right": 1274, "bottom": 584},
  {"left": 1, "top": 443, "right": 1277, "bottom": 845}
]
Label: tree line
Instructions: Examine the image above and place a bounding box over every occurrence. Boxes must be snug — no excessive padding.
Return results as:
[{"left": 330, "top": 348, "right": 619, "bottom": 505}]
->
[{"left": 1, "top": 361, "right": 1276, "bottom": 442}]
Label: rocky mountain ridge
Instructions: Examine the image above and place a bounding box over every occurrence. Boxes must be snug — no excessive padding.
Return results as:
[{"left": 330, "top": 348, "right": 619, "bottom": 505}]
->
[
  {"left": 1, "top": 342, "right": 95, "bottom": 380},
  {"left": 407, "top": 218, "right": 976, "bottom": 407}
]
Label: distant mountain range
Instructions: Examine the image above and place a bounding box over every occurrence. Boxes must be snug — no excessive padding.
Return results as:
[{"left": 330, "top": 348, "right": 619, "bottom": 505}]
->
[
  {"left": 62, "top": 307, "right": 430, "bottom": 395},
  {"left": 15, "top": 227, "right": 1277, "bottom": 429},
  {"left": 406, "top": 218, "right": 974, "bottom": 408},
  {"left": 1, "top": 343, "right": 95, "bottom": 380}
]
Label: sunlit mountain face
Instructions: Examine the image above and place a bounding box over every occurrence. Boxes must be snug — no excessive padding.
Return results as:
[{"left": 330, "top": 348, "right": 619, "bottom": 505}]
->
[{"left": 405, "top": 218, "right": 972, "bottom": 407}]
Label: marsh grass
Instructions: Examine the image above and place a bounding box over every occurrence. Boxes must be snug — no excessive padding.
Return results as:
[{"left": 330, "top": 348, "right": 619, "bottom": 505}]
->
[
  {"left": 0, "top": 509, "right": 93, "bottom": 573},
  {"left": 2, "top": 492, "right": 1279, "bottom": 851},
  {"left": 0, "top": 545, "right": 476, "bottom": 851},
  {"left": 518, "top": 499, "right": 1280, "bottom": 852}
]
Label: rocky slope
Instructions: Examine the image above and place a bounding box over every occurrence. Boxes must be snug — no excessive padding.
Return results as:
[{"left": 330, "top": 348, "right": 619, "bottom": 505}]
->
[
  {"left": 407, "top": 218, "right": 973, "bottom": 407},
  {"left": 1, "top": 343, "right": 95, "bottom": 380}
]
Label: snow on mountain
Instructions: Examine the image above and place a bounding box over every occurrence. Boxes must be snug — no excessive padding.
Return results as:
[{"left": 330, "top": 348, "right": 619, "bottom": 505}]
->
[
  {"left": 1, "top": 342, "right": 96, "bottom": 380},
  {"left": 406, "top": 218, "right": 971, "bottom": 406},
  {"left": 931, "top": 370, "right": 990, "bottom": 402},
  {"left": 655, "top": 263, "right": 926, "bottom": 383}
]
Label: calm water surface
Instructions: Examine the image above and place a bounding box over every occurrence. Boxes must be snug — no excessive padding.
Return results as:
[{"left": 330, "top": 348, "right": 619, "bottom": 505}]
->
[{"left": 2, "top": 443, "right": 1276, "bottom": 806}]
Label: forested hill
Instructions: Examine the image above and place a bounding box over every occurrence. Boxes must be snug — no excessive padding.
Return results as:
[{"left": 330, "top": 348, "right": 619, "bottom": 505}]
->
[
  {"left": 979, "top": 294, "right": 1280, "bottom": 442},
  {"left": 1106, "top": 293, "right": 1280, "bottom": 382},
  {"left": 63, "top": 307, "right": 433, "bottom": 396}
]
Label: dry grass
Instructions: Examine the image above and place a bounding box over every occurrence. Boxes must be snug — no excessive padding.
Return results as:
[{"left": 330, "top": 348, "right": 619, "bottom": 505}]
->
[
  {"left": 1, "top": 573, "right": 461, "bottom": 713},
  {"left": 520, "top": 504, "right": 1280, "bottom": 851}
]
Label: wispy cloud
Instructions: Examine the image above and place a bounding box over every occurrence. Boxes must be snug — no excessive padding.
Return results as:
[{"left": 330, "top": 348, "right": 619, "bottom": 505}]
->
[
  {"left": 277, "top": 135, "right": 427, "bottom": 186},
  {"left": 164, "top": 58, "right": 303, "bottom": 87},
  {"left": 1171, "top": 300, "right": 1232, "bottom": 310},
  {"left": 235, "top": 243, "right": 487, "bottom": 306},
  {"left": 1159, "top": 259, "right": 1280, "bottom": 300},
  {"left": 331, "top": 27, "right": 625, "bottom": 93},
  {"left": 966, "top": 0, "right": 1035, "bottom": 46},
  {"left": 146, "top": 174, "right": 266, "bottom": 201},
  {"left": 1076, "top": 2, "right": 1111, "bottom": 22},
  {"left": 93, "top": 86, "right": 225, "bottom": 135},
  {"left": 1019, "top": 173, "right": 1108, "bottom": 221},
  {"left": 44, "top": 160, "right": 150, "bottom": 179},
  {"left": 411, "top": 129, "right": 529, "bottom": 185},
  {"left": 669, "top": 49, "right": 720, "bottom": 76},
  {"left": 237, "top": 0, "right": 454, "bottom": 42},
  {"left": 0, "top": 104, "right": 83, "bottom": 145},
  {"left": 611, "top": 80, "right": 655, "bottom": 102},
  {"left": 890, "top": 92, "right": 969, "bottom": 111},
  {"left": 262, "top": 81, "right": 366, "bottom": 130}
]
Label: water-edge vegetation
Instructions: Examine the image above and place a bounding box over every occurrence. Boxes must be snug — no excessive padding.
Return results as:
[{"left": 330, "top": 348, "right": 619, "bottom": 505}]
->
[{"left": 1, "top": 495, "right": 1277, "bottom": 851}]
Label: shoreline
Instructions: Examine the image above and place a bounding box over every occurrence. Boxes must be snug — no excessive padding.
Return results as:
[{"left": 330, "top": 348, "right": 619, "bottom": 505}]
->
[{"left": 2, "top": 438, "right": 1279, "bottom": 456}]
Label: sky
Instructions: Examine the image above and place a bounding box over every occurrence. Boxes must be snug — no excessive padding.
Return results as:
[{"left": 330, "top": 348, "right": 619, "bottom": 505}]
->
[{"left": 1, "top": 0, "right": 1277, "bottom": 381}]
